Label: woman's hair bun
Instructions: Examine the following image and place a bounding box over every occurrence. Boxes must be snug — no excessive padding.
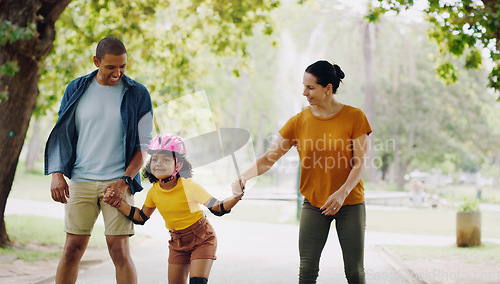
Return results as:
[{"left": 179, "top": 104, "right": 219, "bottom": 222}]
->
[
  {"left": 333, "top": 64, "right": 345, "bottom": 80},
  {"left": 305, "top": 60, "right": 345, "bottom": 94}
]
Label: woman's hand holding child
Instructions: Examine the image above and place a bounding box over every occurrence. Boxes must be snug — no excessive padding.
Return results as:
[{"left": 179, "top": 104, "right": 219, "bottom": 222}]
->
[{"left": 231, "top": 177, "right": 246, "bottom": 197}]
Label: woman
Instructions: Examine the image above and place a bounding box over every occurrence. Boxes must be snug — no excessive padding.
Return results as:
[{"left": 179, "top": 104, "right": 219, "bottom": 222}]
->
[{"left": 234, "top": 60, "right": 372, "bottom": 283}]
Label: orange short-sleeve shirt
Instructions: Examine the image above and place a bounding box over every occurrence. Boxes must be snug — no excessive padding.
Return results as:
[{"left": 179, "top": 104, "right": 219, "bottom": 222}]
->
[{"left": 279, "top": 105, "right": 372, "bottom": 208}]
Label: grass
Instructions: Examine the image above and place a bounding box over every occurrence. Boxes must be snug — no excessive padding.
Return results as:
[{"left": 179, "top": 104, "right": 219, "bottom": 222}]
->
[
  {"left": 386, "top": 242, "right": 500, "bottom": 264},
  {"left": 225, "top": 202, "right": 500, "bottom": 239},
  {"left": 0, "top": 245, "right": 61, "bottom": 263},
  {"left": 10, "top": 168, "right": 52, "bottom": 202},
  {"left": 1, "top": 215, "right": 108, "bottom": 262},
  {"left": 6, "top": 215, "right": 66, "bottom": 246},
  {"left": 5, "top": 165, "right": 147, "bottom": 263},
  {"left": 367, "top": 207, "right": 500, "bottom": 238}
]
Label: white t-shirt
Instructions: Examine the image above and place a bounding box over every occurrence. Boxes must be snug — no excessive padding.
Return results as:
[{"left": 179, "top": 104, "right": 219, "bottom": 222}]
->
[{"left": 72, "top": 77, "right": 125, "bottom": 181}]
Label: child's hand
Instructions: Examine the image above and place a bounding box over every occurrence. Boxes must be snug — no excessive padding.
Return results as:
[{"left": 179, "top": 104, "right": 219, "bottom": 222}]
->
[
  {"left": 103, "top": 187, "right": 115, "bottom": 204},
  {"left": 232, "top": 177, "right": 246, "bottom": 196}
]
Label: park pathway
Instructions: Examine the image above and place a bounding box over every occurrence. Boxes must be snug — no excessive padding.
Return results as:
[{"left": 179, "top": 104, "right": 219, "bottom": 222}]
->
[{"left": 6, "top": 198, "right": 466, "bottom": 284}]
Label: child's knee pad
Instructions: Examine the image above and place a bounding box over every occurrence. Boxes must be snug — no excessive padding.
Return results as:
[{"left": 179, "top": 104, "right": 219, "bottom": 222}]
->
[{"left": 189, "top": 277, "right": 208, "bottom": 284}]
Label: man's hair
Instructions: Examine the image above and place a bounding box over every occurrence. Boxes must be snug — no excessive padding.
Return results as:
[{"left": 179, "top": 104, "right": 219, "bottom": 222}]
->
[{"left": 96, "top": 36, "right": 127, "bottom": 60}]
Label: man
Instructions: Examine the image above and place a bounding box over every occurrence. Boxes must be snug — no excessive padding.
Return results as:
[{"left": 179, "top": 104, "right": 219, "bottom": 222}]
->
[{"left": 45, "top": 36, "right": 153, "bottom": 284}]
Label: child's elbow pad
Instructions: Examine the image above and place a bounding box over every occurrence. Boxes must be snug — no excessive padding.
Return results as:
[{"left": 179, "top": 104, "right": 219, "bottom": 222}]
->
[
  {"left": 127, "top": 206, "right": 150, "bottom": 225},
  {"left": 209, "top": 201, "right": 231, "bottom": 217}
]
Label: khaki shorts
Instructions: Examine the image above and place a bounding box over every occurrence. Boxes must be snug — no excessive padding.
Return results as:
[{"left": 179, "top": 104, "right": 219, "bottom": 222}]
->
[
  {"left": 65, "top": 180, "right": 134, "bottom": 236},
  {"left": 168, "top": 216, "right": 217, "bottom": 264}
]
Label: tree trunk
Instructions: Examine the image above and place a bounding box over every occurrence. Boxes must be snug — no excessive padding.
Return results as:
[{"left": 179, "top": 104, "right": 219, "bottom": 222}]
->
[
  {"left": 0, "top": 0, "right": 70, "bottom": 247},
  {"left": 362, "top": 22, "right": 377, "bottom": 182},
  {"left": 392, "top": 127, "right": 408, "bottom": 190},
  {"left": 395, "top": 159, "right": 408, "bottom": 190}
]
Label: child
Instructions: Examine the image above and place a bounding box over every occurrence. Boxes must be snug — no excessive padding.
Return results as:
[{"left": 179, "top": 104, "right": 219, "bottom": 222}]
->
[{"left": 104, "top": 133, "right": 244, "bottom": 284}]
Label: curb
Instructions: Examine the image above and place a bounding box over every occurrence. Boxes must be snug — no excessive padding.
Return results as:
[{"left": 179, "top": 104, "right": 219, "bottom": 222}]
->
[
  {"left": 33, "top": 257, "right": 110, "bottom": 284},
  {"left": 378, "top": 245, "right": 430, "bottom": 284}
]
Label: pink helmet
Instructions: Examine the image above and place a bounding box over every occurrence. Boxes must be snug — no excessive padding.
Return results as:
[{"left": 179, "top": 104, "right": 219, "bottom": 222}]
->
[
  {"left": 148, "top": 133, "right": 186, "bottom": 183},
  {"left": 148, "top": 133, "right": 186, "bottom": 154}
]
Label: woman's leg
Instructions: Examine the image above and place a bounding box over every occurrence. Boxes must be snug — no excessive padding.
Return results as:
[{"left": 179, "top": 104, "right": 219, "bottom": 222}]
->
[
  {"left": 335, "top": 203, "right": 366, "bottom": 284},
  {"left": 298, "top": 199, "right": 334, "bottom": 284},
  {"left": 168, "top": 263, "right": 190, "bottom": 284}
]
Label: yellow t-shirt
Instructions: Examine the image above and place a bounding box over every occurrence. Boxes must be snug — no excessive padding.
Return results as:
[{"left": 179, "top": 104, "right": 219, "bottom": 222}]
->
[
  {"left": 144, "top": 177, "right": 213, "bottom": 230},
  {"left": 279, "top": 105, "right": 372, "bottom": 208}
]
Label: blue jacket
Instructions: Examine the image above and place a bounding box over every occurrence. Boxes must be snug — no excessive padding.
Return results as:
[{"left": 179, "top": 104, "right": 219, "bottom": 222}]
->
[{"left": 44, "top": 70, "right": 153, "bottom": 194}]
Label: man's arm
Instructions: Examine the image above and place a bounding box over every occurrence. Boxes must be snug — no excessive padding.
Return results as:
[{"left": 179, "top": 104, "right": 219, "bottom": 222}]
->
[
  {"left": 106, "top": 150, "right": 148, "bottom": 207},
  {"left": 104, "top": 188, "right": 155, "bottom": 225},
  {"left": 51, "top": 172, "right": 70, "bottom": 204}
]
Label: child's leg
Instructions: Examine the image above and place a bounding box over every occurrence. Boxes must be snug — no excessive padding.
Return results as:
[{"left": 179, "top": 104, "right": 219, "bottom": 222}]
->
[
  {"left": 168, "top": 263, "right": 190, "bottom": 284},
  {"left": 189, "top": 276, "right": 208, "bottom": 284},
  {"left": 190, "top": 259, "right": 214, "bottom": 278}
]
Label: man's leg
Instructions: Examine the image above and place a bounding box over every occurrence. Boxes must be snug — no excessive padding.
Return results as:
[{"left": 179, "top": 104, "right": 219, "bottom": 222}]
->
[
  {"left": 106, "top": 235, "right": 137, "bottom": 284},
  {"left": 58, "top": 181, "right": 99, "bottom": 283},
  {"left": 99, "top": 180, "right": 136, "bottom": 283},
  {"left": 56, "top": 234, "right": 90, "bottom": 284}
]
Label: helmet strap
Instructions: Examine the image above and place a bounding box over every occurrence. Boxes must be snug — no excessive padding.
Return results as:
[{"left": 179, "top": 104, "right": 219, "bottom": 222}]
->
[{"left": 160, "top": 158, "right": 184, "bottom": 184}]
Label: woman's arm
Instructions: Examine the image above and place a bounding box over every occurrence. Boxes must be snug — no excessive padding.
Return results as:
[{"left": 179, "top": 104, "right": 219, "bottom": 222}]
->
[
  {"left": 321, "top": 134, "right": 369, "bottom": 215},
  {"left": 236, "top": 134, "right": 292, "bottom": 187}
]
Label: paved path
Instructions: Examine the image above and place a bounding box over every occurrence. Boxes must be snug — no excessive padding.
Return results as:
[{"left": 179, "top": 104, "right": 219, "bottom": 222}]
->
[
  {"left": 5, "top": 198, "right": 482, "bottom": 284},
  {"left": 71, "top": 217, "right": 418, "bottom": 284}
]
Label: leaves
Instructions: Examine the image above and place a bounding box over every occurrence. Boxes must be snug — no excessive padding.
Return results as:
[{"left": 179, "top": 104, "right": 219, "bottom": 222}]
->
[
  {"left": 0, "top": 20, "right": 37, "bottom": 83},
  {"left": 436, "top": 61, "right": 458, "bottom": 83},
  {"left": 0, "top": 20, "right": 36, "bottom": 45},
  {"left": 0, "top": 61, "right": 19, "bottom": 77},
  {"left": 36, "top": 0, "right": 278, "bottom": 116},
  {"left": 367, "top": 0, "right": 500, "bottom": 98},
  {"left": 367, "top": 17, "right": 498, "bottom": 176}
]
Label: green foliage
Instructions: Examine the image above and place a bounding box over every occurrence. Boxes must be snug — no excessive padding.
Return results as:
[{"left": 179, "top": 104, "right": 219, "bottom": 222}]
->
[
  {"left": 0, "top": 20, "right": 36, "bottom": 45},
  {"left": 379, "top": 152, "right": 394, "bottom": 173},
  {"left": 1, "top": 215, "right": 109, "bottom": 262},
  {"left": 0, "top": 60, "right": 19, "bottom": 76},
  {"left": 366, "top": 0, "right": 500, "bottom": 97},
  {"left": 457, "top": 197, "right": 480, "bottom": 212},
  {"left": 37, "top": 0, "right": 279, "bottom": 116},
  {"left": 0, "top": 21, "right": 36, "bottom": 103},
  {"left": 5, "top": 215, "right": 66, "bottom": 246},
  {"left": 0, "top": 20, "right": 36, "bottom": 102},
  {"left": 369, "top": 17, "right": 499, "bottom": 178},
  {"left": 0, "top": 245, "right": 61, "bottom": 263},
  {"left": 436, "top": 61, "right": 458, "bottom": 84},
  {"left": 0, "top": 92, "right": 7, "bottom": 103}
]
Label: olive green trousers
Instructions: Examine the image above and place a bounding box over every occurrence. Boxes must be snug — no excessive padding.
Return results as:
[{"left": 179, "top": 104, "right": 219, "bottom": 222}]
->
[{"left": 298, "top": 199, "right": 366, "bottom": 284}]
